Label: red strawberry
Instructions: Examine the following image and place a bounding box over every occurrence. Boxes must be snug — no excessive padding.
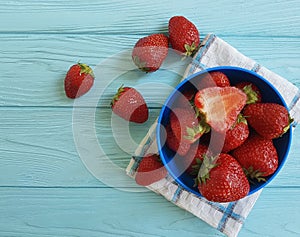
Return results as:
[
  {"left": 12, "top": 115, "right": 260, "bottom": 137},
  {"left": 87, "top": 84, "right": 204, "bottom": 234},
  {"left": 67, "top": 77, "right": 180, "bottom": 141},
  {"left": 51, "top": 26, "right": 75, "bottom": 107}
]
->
[
  {"left": 165, "top": 124, "right": 191, "bottom": 156},
  {"left": 243, "top": 103, "right": 292, "bottom": 139},
  {"left": 194, "top": 87, "right": 247, "bottom": 133},
  {"left": 197, "top": 71, "right": 231, "bottom": 89},
  {"left": 235, "top": 82, "right": 262, "bottom": 104},
  {"left": 64, "top": 63, "right": 94, "bottom": 99},
  {"left": 221, "top": 114, "right": 249, "bottom": 153},
  {"left": 168, "top": 16, "right": 200, "bottom": 56},
  {"left": 197, "top": 153, "right": 250, "bottom": 202},
  {"left": 132, "top": 33, "right": 169, "bottom": 72},
  {"left": 232, "top": 133, "right": 278, "bottom": 180},
  {"left": 185, "top": 143, "right": 208, "bottom": 176},
  {"left": 111, "top": 86, "right": 148, "bottom": 123},
  {"left": 170, "top": 107, "right": 209, "bottom": 144},
  {"left": 135, "top": 154, "right": 167, "bottom": 186},
  {"left": 175, "top": 88, "right": 196, "bottom": 108}
]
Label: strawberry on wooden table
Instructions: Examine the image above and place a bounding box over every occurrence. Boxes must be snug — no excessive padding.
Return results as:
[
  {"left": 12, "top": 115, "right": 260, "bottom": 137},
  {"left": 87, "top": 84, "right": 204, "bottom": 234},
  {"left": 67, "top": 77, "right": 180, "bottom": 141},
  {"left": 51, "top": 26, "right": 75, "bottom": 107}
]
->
[
  {"left": 197, "top": 153, "right": 250, "bottom": 202},
  {"left": 111, "top": 85, "right": 148, "bottom": 123},
  {"left": 168, "top": 16, "right": 200, "bottom": 56},
  {"left": 135, "top": 154, "right": 167, "bottom": 186},
  {"left": 64, "top": 62, "right": 94, "bottom": 99},
  {"left": 194, "top": 86, "right": 247, "bottom": 133},
  {"left": 232, "top": 133, "right": 279, "bottom": 180},
  {"left": 243, "top": 102, "right": 292, "bottom": 139},
  {"left": 132, "top": 33, "right": 169, "bottom": 72}
]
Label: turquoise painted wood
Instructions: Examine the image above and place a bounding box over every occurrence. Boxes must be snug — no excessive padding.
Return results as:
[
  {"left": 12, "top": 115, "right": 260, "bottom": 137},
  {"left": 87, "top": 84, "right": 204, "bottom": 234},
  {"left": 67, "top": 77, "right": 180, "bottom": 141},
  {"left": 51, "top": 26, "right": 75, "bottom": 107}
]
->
[{"left": 0, "top": 0, "right": 299, "bottom": 236}]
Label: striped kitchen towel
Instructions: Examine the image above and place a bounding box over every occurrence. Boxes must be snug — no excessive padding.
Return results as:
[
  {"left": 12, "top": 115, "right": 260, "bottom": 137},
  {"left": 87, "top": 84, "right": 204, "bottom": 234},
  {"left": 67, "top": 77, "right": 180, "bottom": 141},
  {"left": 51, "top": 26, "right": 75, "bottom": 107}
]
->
[{"left": 126, "top": 34, "right": 300, "bottom": 237}]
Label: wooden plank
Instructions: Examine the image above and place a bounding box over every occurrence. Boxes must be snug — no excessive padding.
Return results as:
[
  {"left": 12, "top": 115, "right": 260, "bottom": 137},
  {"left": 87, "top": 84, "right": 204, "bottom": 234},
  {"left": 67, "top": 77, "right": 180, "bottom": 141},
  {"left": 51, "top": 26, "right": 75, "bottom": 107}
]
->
[
  {"left": 0, "top": 187, "right": 299, "bottom": 237},
  {"left": 0, "top": 107, "right": 160, "bottom": 188},
  {"left": 0, "top": 0, "right": 299, "bottom": 37},
  {"left": 0, "top": 107, "right": 299, "bottom": 188},
  {"left": 0, "top": 35, "right": 299, "bottom": 107}
]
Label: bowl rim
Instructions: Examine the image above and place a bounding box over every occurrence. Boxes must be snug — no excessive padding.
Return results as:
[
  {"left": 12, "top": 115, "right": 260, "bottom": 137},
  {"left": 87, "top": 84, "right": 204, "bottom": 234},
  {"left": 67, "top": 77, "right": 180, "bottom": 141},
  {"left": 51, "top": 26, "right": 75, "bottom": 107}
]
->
[{"left": 157, "top": 66, "right": 293, "bottom": 198}]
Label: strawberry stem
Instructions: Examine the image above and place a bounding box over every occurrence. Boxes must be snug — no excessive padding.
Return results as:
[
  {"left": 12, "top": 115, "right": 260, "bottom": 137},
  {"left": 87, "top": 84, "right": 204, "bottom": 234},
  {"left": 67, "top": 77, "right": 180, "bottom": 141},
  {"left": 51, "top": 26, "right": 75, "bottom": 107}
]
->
[
  {"left": 111, "top": 84, "right": 125, "bottom": 107},
  {"left": 78, "top": 63, "right": 94, "bottom": 78},
  {"left": 242, "top": 84, "right": 259, "bottom": 104},
  {"left": 243, "top": 166, "right": 266, "bottom": 183},
  {"left": 197, "top": 155, "right": 219, "bottom": 185}
]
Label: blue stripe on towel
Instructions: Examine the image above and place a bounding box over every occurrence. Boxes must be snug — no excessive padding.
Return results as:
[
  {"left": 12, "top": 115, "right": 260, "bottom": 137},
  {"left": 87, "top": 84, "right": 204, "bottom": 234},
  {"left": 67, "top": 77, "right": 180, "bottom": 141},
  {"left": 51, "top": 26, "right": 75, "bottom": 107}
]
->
[
  {"left": 251, "top": 63, "right": 261, "bottom": 72},
  {"left": 172, "top": 186, "right": 183, "bottom": 203},
  {"left": 288, "top": 89, "right": 300, "bottom": 111},
  {"left": 217, "top": 202, "right": 245, "bottom": 232},
  {"left": 188, "top": 34, "right": 216, "bottom": 75}
]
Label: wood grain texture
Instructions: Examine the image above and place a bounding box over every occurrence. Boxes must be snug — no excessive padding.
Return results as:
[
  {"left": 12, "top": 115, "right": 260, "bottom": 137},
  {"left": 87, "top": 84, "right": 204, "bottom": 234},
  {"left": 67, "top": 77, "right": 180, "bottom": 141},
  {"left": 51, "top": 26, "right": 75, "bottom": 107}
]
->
[
  {"left": 0, "top": 0, "right": 300, "bottom": 37},
  {"left": 0, "top": 35, "right": 299, "bottom": 107},
  {"left": 0, "top": 187, "right": 299, "bottom": 237},
  {"left": 0, "top": 108, "right": 299, "bottom": 188}
]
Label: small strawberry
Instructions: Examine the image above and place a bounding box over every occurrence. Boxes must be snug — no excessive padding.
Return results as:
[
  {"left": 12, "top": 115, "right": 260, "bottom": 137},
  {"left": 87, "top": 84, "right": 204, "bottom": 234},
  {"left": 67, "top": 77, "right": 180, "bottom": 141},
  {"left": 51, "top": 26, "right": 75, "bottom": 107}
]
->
[
  {"left": 243, "top": 103, "right": 292, "bottom": 139},
  {"left": 168, "top": 16, "right": 200, "bottom": 56},
  {"left": 221, "top": 114, "right": 249, "bottom": 153},
  {"left": 64, "top": 63, "right": 94, "bottom": 99},
  {"left": 135, "top": 154, "right": 167, "bottom": 186},
  {"left": 185, "top": 143, "right": 208, "bottom": 176},
  {"left": 232, "top": 133, "right": 278, "bottom": 181},
  {"left": 235, "top": 82, "right": 262, "bottom": 104},
  {"left": 111, "top": 85, "right": 148, "bottom": 123},
  {"left": 197, "top": 71, "right": 231, "bottom": 89},
  {"left": 194, "top": 87, "right": 247, "bottom": 133},
  {"left": 175, "top": 88, "right": 196, "bottom": 108},
  {"left": 197, "top": 153, "right": 250, "bottom": 202},
  {"left": 170, "top": 107, "right": 209, "bottom": 144},
  {"left": 165, "top": 124, "right": 191, "bottom": 156},
  {"left": 132, "top": 33, "right": 169, "bottom": 72}
]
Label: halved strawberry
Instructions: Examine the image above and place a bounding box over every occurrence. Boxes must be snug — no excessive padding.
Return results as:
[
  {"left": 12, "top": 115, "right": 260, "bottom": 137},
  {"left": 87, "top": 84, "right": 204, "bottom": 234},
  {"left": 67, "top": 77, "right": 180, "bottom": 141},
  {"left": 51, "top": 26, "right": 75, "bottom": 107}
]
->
[{"left": 194, "top": 87, "right": 247, "bottom": 133}]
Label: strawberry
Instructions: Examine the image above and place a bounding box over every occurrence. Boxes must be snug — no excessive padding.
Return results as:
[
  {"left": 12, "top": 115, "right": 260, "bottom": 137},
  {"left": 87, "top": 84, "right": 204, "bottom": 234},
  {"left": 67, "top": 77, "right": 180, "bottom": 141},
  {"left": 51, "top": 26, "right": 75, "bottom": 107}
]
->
[
  {"left": 170, "top": 107, "right": 209, "bottom": 144},
  {"left": 232, "top": 133, "right": 278, "bottom": 180},
  {"left": 235, "top": 82, "right": 262, "bottom": 104},
  {"left": 168, "top": 16, "right": 200, "bottom": 56},
  {"left": 132, "top": 33, "right": 169, "bottom": 72},
  {"left": 243, "top": 103, "right": 292, "bottom": 139},
  {"left": 175, "top": 88, "right": 196, "bottom": 108},
  {"left": 197, "top": 71, "right": 231, "bottom": 89},
  {"left": 64, "top": 63, "right": 94, "bottom": 99},
  {"left": 185, "top": 143, "right": 208, "bottom": 176},
  {"left": 194, "top": 87, "right": 247, "bottom": 133},
  {"left": 221, "top": 114, "right": 249, "bottom": 153},
  {"left": 197, "top": 153, "right": 250, "bottom": 202},
  {"left": 111, "top": 86, "right": 148, "bottom": 123},
  {"left": 165, "top": 124, "right": 191, "bottom": 156},
  {"left": 135, "top": 154, "right": 167, "bottom": 186}
]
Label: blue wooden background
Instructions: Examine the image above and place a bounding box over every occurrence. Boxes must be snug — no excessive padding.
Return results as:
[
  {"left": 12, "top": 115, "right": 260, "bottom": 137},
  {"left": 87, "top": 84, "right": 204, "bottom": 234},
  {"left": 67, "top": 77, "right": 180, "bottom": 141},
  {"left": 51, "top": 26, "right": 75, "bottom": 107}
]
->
[{"left": 0, "top": 0, "right": 299, "bottom": 236}]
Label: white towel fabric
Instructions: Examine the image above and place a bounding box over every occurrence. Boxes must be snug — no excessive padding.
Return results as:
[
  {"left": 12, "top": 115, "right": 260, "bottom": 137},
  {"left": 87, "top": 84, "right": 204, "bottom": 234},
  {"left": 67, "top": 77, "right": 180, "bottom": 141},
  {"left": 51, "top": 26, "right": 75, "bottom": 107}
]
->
[{"left": 126, "top": 34, "right": 300, "bottom": 237}]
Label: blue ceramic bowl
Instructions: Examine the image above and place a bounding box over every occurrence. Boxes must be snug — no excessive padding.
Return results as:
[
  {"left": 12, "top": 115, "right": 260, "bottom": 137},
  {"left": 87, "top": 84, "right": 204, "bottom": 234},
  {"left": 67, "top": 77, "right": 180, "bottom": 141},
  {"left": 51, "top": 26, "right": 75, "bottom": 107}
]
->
[{"left": 157, "top": 66, "right": 292, "bottom": 198}]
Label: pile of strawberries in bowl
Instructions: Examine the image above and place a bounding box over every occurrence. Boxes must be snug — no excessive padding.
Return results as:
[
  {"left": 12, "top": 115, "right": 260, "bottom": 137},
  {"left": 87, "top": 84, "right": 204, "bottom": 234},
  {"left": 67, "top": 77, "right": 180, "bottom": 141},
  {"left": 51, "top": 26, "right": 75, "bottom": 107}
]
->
[{"left": 157, "top": 66, "right": 293, "bottom": 203}]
